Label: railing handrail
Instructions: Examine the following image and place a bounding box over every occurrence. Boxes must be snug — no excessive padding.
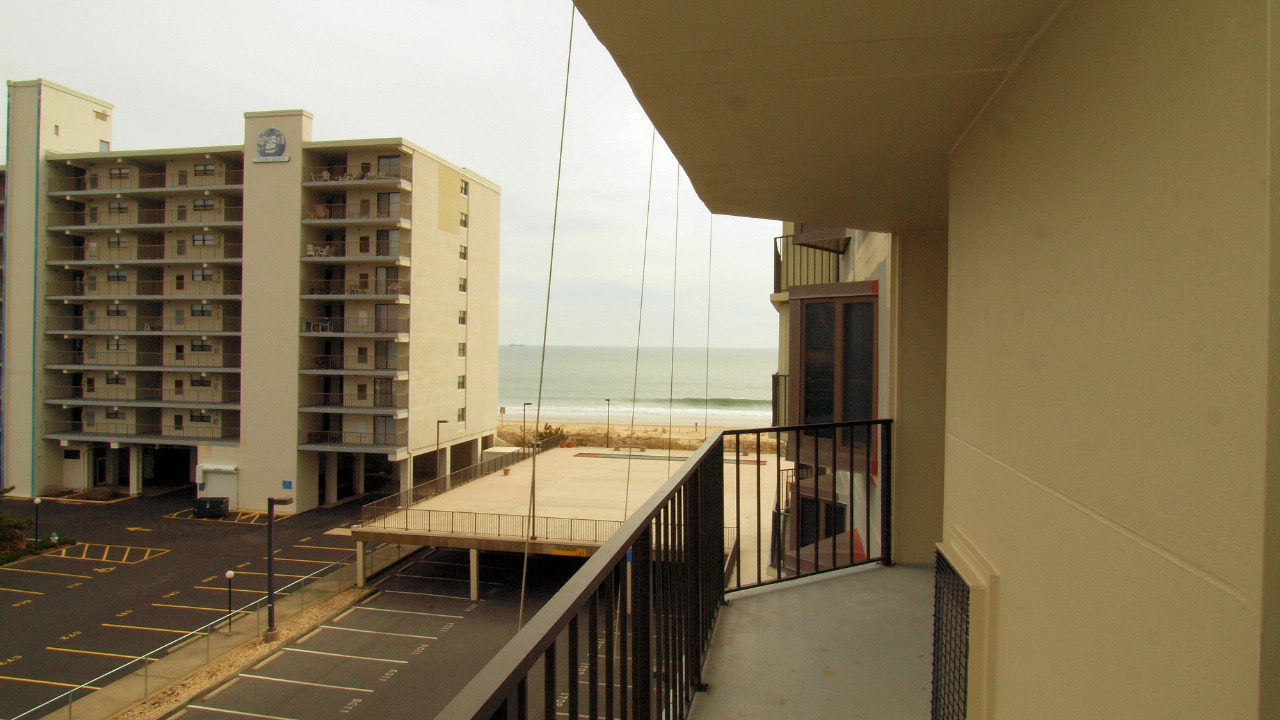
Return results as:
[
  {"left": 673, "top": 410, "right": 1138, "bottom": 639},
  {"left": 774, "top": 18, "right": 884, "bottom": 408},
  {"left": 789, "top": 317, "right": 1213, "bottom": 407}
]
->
[{"left": 304, "top": 162, "right": 412, "bottom": 183}]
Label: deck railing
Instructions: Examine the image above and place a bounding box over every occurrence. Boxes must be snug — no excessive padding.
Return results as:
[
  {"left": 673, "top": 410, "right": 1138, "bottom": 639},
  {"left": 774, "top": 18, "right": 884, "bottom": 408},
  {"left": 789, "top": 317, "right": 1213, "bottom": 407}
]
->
[{"left": 435, "top": 418, "right": 892, "bottom": 720}]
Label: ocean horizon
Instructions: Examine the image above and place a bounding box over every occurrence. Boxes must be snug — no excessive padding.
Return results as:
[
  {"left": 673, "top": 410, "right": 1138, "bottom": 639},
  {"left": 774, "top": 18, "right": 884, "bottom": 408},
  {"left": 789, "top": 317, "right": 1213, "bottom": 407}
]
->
[{"left": 498, "top": 344, "right": 776, "bottom": 428}]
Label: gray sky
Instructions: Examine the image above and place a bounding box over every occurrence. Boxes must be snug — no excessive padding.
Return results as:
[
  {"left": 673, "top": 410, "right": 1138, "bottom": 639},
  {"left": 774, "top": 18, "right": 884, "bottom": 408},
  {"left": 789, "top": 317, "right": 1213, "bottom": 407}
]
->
[{"left": 0, "top": 0, "right": 781, "bottom": 349}]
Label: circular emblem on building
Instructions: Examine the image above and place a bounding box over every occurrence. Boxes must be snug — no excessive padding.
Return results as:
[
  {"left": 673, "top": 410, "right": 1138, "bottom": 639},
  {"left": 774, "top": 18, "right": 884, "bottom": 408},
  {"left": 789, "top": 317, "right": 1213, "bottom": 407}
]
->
[{"left": 256, "top": 128, "right": 286, "bottom": 157}]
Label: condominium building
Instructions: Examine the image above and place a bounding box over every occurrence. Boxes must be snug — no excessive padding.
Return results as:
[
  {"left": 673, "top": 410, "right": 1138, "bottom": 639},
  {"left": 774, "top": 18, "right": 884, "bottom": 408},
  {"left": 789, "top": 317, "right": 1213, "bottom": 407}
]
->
[{"left": 2, "top": 79, "right": 499, "bottom": 512}]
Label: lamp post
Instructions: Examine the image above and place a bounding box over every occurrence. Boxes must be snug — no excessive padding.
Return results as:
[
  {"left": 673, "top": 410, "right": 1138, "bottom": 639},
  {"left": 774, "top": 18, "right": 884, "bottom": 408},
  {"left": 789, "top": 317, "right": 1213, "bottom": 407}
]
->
[
  {"left": 225, "top": 570, "right": 235, "bottom": 635},
  {"left": 264, "top": 497, "right": 290, "bottom": 640},
  {"left": 436, "top": 419, "right": 447, "bottom": 480},
  {"left": 32, "top": 498, "right": 41, "bottom": 544},
  {"left": 605, "top": 399, "right": 612, "bottom": 448},
  {"left": 522, "top": 402, "right": 532, "bottom": 448}
]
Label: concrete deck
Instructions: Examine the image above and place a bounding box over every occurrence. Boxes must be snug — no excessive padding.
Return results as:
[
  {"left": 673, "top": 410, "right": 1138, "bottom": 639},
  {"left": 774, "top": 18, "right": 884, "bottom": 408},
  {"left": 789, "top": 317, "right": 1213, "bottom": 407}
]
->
[{"left": 691, "top": 564, "right": 934, "bottom": 720}]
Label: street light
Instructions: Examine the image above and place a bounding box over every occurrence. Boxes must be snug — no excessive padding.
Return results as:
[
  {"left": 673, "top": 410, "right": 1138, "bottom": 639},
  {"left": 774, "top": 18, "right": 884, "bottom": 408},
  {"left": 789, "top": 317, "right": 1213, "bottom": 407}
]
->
[
  {"left": 225, "top": 570, "right": 236, "bottom": 635},
  {"left": 605, "top": 399, "right": 612, "bottom": 449},
  {"left": 522, "top": 402, "right": 532, "bottom": 447},
  {"left": 32, "top": 498, "right": 41, "bottom": 544},
  {"left": 265, "top": 497, "right": 290, "bottom": 640},
  {"left": 436, "top": 419, "right": 447, "bottom": 480}
]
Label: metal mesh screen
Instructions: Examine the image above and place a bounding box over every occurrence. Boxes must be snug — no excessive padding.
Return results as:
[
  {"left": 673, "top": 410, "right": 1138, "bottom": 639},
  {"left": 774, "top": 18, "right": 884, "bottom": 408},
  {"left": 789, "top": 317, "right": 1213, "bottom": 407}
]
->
[{"left": 932, "top": 551, "right": 970, "bottom": 720}]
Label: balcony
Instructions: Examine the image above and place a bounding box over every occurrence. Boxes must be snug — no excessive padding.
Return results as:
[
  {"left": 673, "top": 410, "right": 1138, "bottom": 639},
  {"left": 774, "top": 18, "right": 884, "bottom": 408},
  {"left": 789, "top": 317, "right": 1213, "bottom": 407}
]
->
[
  {"left": 303, "top": 353, "right": 407, "bottom": 374},
  {"left": 774, "top": 233, "right": 843, "bottom": 294},
  {"left": 43, "top": 419, "right": 239, "bottom": 446},
  {"left": 44, "top": 385, "right": 240, "bottom": 407},
  {"left": 298, "top": 429, "right": 407, "bottom": 452},
  {"left": 434, "top": 419, "right": 925, "bottom": 720},
  {"left": 44, "top": 350, "right": 241, "bottom": 370},
  {"left": 303, "top": 162, "right": 412, "bottom": 185},
  {"left": 44, "top": 314, "right": 241, "bottom": 334},
  {"left": 46, "top": 242, "right": 243, "bottom": 264},
  {"left": 298, "top": 391, "right": 408, "bottom": 413},
  {"left": 47, "top": 169, "right": 244, "bottom": 193},
  {"left": 302, "top": 239, "right": 410, "bottom": 263},
  {"left": 302, "top": 202, "right": 411, "bottom": 227},
  {"left": 301, "top": 315, "right": 409, "bottom": 335},
  {"left": 46, "top": 206, "right": 244, "bottom": 231},
  {"left": 45, "top": 279, "right": 241, "bottom": 299},
  {"left": 301, "top": 278, "right": 409, "bottom": 299}
]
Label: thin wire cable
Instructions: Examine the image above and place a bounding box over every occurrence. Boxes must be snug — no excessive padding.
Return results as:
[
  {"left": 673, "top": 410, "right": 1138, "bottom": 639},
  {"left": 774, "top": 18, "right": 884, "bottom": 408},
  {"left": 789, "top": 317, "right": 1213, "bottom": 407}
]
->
[
  {"left": 622, "top": 128, "right": 658, "bottom": 519},
  {"left": 667, "top": 168, "right": 680, "bottom": 473},
  {"left": 518, "top": 2, "right": 574, "bottom": 630},
  {"left": 703, "top": 215, "right": 714, "bottom": 440}
]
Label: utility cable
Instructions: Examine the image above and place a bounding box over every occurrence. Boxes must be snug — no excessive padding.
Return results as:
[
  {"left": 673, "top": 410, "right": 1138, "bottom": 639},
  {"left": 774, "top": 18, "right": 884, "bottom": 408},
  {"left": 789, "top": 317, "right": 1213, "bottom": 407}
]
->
[
  {"left": 622, "top": 128, "right": 658, "bottom": 519},
  {"left": 666, "top": 168, "right": 680, "bottom": 473}
]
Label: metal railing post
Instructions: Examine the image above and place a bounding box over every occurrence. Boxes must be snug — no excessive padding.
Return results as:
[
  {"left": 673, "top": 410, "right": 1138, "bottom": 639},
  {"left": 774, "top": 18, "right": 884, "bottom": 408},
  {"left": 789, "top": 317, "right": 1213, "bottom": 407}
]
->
[
  {"left": 880, "top": 420, "right": 893, "bottom": 566},
  {"left": 631, "top": 525, "right": 652, "bottom": 720}
]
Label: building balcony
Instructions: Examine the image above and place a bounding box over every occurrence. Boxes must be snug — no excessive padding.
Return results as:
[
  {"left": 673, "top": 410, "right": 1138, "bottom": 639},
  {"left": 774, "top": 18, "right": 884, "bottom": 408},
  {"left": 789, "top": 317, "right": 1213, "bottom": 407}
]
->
[
  {"left": 43, "top": 419, "right": 239, "bottom": 446},
  {"left": 46, "top": 206, "right": 244, "bottom": 231},
  {"left": 44, "top": 350, "right": 241, "bottom": 370},
  {"left": 298, "top": 429, "right": 407, "bottom": 453},
  {"left": 300, "top": 315, "right": 409, "bottom": 335},
  {"left": 44, "top": 384, "right": 241, "bottom": 408},
  {"left": 46, "top": 242, "right": 243, "bottom": 264},
  {"left": 303, "top": 162, "right": 412, "bottom": 186},
  {"left": 300, "top": 278, "right": 408, "bottom": 300},
  {"left": 298, "top": 391, "right": 408, "bottom": 415},
  {"left": 47, "top": 169, "right": 244, "bottom": 193},
  {"left": 773, "top": 232, "right": 844, "bottom": 295},
  {"left": 301, "top": 353, "right": 407, "bottom": 374},
  {"left": 302, "top": 202, "right": 410, "bottom": 228},
  {"left": 45, "top": 314, "right": 241, "bottom": 334},
  {"left": 302, "top": 239, "right": 410, "bottom": 264},
  {"left": 45, "top": 279, "right": 242, "bottom": 299}
]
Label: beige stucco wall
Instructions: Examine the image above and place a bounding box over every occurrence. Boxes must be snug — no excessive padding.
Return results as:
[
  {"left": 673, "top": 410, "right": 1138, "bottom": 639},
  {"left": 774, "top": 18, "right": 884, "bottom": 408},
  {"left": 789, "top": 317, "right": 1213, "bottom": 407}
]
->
[{"left": 946, "top": 2, "right": 1272, "bottom": 717}]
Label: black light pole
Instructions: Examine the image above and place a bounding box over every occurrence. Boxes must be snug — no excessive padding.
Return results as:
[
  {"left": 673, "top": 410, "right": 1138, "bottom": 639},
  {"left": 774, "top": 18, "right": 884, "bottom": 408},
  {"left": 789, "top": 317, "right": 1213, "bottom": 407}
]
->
[
  {"left": 522, "top": 402, "right": 532, "bottom": 447},
  {"left": 605, "top": 399, "right": 612, "bottom": 448},
  {"left": 32, "top": 498, "right": 41, "bottom": 543},
  {"left": 265, "top": 497, "right": 289, "bottom": 639},
  {"left": 225, "top": 570, "right": 235, "bottom": 635}
]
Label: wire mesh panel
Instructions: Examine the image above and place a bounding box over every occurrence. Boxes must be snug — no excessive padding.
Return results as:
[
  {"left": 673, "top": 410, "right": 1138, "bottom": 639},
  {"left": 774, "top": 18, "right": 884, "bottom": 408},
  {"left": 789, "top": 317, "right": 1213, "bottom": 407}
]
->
[{"left": 931, "top": 551, "right": 970, "bottom": 720}]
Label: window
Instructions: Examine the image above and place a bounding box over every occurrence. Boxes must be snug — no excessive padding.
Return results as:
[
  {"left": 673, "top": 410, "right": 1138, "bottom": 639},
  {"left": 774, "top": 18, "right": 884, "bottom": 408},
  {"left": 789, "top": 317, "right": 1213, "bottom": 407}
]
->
[
  {"left": 106, "top": 373, "right": 126, "bottom": 385},
  {"left": 459, "top": 212, "right": 468, "bottom": 228},
  {"left": 458, "top": 342, "right": 466, "bottom": 357},
  {"left": 358, "top": 347, "right": 369, "bottom": 364},
  {"left": 192, "top": 340, "right": 214, "bottom": 352},
  {"left": 85, "top": 377, "right": 96, "bottom": 393},
  {"left": 192, "top": 233, "right": 215, "bottom": 246},
  {"left": 108, "top": 167, "right": 130, "bottom": 181},
  {"left": 106, "top": 409, "right": 125, "bottom": 420},
  {"left": 458, "top": 277, "right": 467, "bottom": 292},
  {"left": 190, "top": 410, "right": 213, "bottom": 423},
  {"left": 359, "top": 235, "right": 371, "bottom": 253},
  {"left": 88, "top": 206, "right": 99, "bottom": 223},
  {"left": 99, "top": 140, "right": 110, "bottom": 152},
  {"left": 192, "top": 303, "right": 213, "bottom": 317},
  {"left": 457, "top": 407, "right": 467, "bottom": 422},
  {"left": 107, "top": 269, "right": 127, "bottom": 282},
  {"left": 357, "top": 384, "right": 368, "bottom": 401},
  {"left": 174, "top": 309, "right": 184, "bottom": 326},
  {"left": 459, "top": 245, "right": 468, "bottom": 260},
  {"left": 107, "top": 338, "right": 126, "bottom": 351},
  {"left": 173, "top": 414, "right": 183, "bottom": 431},
  {"left": 108, "top": 201, "right": 127, "bottom": 214},
  {"left": 377, "top": 155, "right": 400, "bottom": 176},
  {"left": 194, "top": 163, "right": 216, "bottom": 177},
  {"left": 107, "top": 236, "right": 128, "bottom": 247},
  {"left": 191, "top": 376, "right": 213, "bottom": 388},
  {"left": 54, "top": 125, "right": 60, "bottom": 136},
  {"left": 193, "top": 199, "right": 214, "bottom": 212},
  {"left": 458, "top": 310, "right": 467, "bottom": 325},
  {"left": 193, "top": 268, "right": 214, "bottom": 282},
  {"left": 457, "top": 375, "right": 466, "bottom": 390},
  {"left": 107, "top": 304, "right": 127, "bottom": 317},
  {"left": 460, "top": 179, "right": 469, "bottom": 196},
  {"left": 84, "top": 411, "right": 96, "bottom": 425},
  {"left": 174, "top": 379, "right": 184, "bottom": 396}
]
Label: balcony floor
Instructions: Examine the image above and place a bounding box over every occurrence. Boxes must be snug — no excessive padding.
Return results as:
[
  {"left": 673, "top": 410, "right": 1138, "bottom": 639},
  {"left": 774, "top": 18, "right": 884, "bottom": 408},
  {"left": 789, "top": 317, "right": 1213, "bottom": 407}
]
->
[{"left": 691, "top": 564, "right": 933, "bottom": 720}]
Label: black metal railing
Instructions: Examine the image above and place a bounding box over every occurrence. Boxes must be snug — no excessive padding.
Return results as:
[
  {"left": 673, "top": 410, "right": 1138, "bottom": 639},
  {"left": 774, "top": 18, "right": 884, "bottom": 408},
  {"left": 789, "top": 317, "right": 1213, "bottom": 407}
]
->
[
  {"left": 774, "top": 234, "right": 841, "bottom": 293},
  {"left": 436, "top": 418, "right": 892, "bottom": 720}
]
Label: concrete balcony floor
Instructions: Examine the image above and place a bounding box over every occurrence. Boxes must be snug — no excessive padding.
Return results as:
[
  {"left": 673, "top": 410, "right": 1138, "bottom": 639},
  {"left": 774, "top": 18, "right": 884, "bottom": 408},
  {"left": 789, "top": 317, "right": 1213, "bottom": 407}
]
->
[{"left": 692, "top": 564, "right": 934, "bottom": 720}]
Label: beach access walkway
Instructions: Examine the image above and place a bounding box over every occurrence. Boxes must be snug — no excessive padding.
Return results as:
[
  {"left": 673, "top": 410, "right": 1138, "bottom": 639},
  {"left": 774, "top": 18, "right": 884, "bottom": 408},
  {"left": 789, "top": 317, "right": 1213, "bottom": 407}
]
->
[{"left": 348, "top": 446, "right": 780, "bottom": 598}]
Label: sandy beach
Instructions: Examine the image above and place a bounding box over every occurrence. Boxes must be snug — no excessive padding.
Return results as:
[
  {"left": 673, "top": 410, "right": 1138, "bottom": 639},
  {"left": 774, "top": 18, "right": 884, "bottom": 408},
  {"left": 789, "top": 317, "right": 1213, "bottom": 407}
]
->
[{"left": 496, "top": 420, "right": 777, "bottom": 452}]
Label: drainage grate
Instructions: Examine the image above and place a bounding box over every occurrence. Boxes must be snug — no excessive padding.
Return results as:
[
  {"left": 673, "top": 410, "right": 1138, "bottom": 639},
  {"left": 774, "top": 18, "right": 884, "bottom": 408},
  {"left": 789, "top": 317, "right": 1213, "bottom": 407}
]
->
[{"left": 932, "top": 550, "right": 970, "bottom": 720}]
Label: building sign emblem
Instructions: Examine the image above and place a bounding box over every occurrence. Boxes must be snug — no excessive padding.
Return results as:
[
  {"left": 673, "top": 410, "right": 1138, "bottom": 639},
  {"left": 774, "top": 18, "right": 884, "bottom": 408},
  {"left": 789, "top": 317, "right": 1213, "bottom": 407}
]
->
[{"left": 252, "top": 127, "right": 290, "bottom": 163}]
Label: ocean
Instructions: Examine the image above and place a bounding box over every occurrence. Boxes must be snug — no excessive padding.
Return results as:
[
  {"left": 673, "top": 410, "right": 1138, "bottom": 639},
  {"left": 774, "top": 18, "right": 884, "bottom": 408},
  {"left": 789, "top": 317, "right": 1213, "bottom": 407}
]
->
[{"left": 498, "top": 345, "right": 776, "bottom": 428}]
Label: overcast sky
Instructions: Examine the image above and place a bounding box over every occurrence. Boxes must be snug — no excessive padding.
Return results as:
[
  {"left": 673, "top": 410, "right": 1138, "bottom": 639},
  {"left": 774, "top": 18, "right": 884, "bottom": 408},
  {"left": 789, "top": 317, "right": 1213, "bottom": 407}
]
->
[{"left": 0, "top": 0, "right": 781, "bottom": 349}]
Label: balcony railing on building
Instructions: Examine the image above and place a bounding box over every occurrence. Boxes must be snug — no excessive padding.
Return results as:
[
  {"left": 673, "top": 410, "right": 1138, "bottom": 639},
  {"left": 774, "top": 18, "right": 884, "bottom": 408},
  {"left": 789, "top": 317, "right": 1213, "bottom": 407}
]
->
[
  {"left": 45, "top": 242, "right": 243, "bottom": 263},
  {"left": 302, "top": 278, "right": 408, "bottom": 297},
  {"left": 304, "top": 202, "right": 411, "bottom": 223},
  {"left": 436, "top": 418, "right": 892, "bottom": 720},
  {"left": 46, "top": 206, "right": 244, "bottom": 228},
  {"left": 45, "top": 385, "right": 240, "bottom": 404},
  {"left": 301, "top": 315, "right": 410, "bottom": 334},
  {"left": 306, "top": 352, "right": 406, "bottom": 371},
  {"left": 44, "top": 419, "right": 240, "bottom": 441},
  {"left": 47, "top": 169, "right": 244, "bottom": 192},
  {"left": 45, "top": 279, "right": 241, "bottom": 298},
  {"left": 304, "top": 162, "right": 412, "bottom": 184},
  {"left": 302, "top": 239, "right": 409, "bottom": 260},
  {"left": 45, "top": 314, "right": 241, "bottom": 333},
  {"left": 300, "top": 429, "right": 408, "bottom": 448},
  {"left": 300, "top": 391, "right": 408, "bottom": 409},
  {"left": 44, "top": 350, "right": 241, "bottom": 369},
  {"left": 774, "top": 234, "right": 842, "bottom": 293}
]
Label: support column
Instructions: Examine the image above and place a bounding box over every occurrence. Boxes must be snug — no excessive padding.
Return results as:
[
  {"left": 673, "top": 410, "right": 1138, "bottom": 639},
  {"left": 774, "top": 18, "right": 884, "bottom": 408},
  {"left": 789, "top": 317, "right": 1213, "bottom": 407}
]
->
[
  {"left": 354, "top": 454, "right": 366, "bottom": 495},
  {"left": 105, "top": 448, "right": 120, "bottom": 486},
  {"left": 128, "top": 446, "right": 143, "bottom": 496},
  {"left": 324, "top": 452, "right": 339, "bottom": 506},
  {"left": 355, "top": 540, "right": 366, "bottom": 588},
  {"left": 440, "top": 446, "right": 452, "bottom": 490},
  {"left": 397, "top": 457, "right": 411, "bottom": 495},
  {"left": 469, "top": 548, "right": 480, "bottom": 601}
]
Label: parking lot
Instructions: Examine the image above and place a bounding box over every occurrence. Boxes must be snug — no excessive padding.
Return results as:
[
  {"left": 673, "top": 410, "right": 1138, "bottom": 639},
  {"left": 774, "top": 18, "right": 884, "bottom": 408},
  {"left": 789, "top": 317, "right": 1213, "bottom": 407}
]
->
[
  {"left": 0, "top": 489, "right": 377, "bottom": 719},
  {"left": 173, "top": 547, "right": 589, "bottom": 720}
]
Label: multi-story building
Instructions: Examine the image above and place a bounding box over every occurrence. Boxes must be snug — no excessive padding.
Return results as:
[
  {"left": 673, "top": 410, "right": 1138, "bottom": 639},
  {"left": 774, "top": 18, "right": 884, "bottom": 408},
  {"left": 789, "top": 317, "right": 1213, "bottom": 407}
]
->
[{"left": 2, "top": 79, "right": 499, "bottom": 512}]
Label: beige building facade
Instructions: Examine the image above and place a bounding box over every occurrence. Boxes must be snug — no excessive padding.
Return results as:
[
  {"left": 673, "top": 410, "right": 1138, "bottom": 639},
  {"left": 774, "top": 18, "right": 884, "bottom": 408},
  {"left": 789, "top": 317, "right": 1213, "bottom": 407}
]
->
[{"left": 2, "top": 79, "right": 500, "bottom": 513}]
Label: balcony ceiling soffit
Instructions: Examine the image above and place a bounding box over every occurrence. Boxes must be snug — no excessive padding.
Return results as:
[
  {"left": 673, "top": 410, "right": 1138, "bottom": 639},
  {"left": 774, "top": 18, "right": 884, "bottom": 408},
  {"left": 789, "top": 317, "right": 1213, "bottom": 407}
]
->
[{"left": 574, "top": 0, "right": 1063, "bottom": 233}]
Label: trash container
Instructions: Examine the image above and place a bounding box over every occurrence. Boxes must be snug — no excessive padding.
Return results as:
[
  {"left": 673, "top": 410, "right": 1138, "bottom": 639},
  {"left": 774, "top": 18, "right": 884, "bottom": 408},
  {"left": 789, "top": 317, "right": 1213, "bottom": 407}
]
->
[{"left": 194, "top": 496, "right": 229, "bottom": 519}]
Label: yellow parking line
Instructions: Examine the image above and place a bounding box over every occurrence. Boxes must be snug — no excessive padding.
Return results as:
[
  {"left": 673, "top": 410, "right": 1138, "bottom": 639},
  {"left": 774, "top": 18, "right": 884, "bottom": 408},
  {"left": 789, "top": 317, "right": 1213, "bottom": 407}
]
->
[
  {"left": 0, "top": 567, "right": 92, "bottom": 579},
  {"left": 0, "top": 587, "right": 43, "bottom": 595},
  {"left": 46, "top": 647, "right": 157, "bottom": 662},
  {"left": 102, "top": 623, "right": 204, "bottom": 635},
  {"left": 0, "top": 674, "right": 101, "bottom": 689}
]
